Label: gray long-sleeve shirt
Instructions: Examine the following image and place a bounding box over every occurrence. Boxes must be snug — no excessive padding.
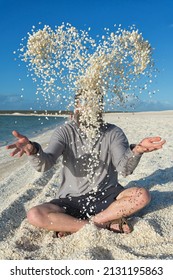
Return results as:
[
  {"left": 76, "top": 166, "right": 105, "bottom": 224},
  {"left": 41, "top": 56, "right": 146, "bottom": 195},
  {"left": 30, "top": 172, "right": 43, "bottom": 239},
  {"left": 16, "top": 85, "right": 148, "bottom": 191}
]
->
[{"left": 29, "top": 121, "right": 142, "bottom": 198}]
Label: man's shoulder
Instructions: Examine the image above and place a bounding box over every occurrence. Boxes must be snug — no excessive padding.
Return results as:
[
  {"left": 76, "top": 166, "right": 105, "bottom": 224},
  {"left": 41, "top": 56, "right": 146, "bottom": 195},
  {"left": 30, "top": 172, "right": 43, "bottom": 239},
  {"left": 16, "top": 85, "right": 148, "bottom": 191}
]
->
[
  {"left": 103, "top": 123, "right": 126, "bottom": 140},
  {"left": 103, "top": 122, "right": 122, "bottom": 132},
  {"left": 55, "top": 120, "right": 74, "bottom": 128},
  {"left": 54, "top": 120, "right": 77, "bottom": 135}
]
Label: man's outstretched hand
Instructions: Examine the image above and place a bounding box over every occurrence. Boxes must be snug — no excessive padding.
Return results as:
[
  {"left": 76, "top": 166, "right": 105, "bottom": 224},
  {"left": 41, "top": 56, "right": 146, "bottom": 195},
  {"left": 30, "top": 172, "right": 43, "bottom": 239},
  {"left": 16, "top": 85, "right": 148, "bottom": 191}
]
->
[
  {"left": 133, "top": 136, "right": 166, "bottom": 155},
  {"left": 6, "top": 130, "right": 36, "bottom": 157}
]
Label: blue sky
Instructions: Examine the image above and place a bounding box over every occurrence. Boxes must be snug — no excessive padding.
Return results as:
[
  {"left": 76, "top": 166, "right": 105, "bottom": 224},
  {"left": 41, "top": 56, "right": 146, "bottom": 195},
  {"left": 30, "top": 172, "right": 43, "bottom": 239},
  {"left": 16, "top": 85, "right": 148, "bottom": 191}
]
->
[{"left": 0, "top": 0, "right": 173, "bottom": 111}]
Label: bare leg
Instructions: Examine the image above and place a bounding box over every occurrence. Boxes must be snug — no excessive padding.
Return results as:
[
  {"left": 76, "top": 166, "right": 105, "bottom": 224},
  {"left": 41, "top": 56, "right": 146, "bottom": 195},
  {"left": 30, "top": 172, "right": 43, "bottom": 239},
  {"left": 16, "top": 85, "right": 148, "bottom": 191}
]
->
[
  {"left": 27, "top": 186, "right": 150, "bottom": 234},
  {"left": 27, "top": 203, "right": 88, "bottom": 233},
  {"left": 91, "top": 187, "right": 151, "bottom": 232}
]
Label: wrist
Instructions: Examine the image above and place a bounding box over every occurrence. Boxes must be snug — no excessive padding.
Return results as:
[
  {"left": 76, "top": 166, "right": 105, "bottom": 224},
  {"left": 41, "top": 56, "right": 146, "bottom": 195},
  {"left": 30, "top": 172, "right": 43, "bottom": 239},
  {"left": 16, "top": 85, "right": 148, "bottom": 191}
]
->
[
  {"left": 132, "top": 144, "right": 144, "bottom": 155},
  {"left": 29, "top": 141, "right": 38, "bottom": 155}
]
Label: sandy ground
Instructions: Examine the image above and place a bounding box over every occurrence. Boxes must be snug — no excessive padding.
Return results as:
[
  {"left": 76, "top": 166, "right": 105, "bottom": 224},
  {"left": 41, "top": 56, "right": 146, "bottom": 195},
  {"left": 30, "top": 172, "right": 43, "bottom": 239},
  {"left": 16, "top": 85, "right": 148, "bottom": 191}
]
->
[{"left": 0, "top": 111, "right": 173, "bottom": 260}]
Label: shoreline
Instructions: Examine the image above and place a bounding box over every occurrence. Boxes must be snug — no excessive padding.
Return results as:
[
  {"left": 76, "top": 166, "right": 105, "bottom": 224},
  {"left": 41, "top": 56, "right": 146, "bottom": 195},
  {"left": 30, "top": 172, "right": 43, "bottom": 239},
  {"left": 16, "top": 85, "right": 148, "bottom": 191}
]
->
[
  {"left": 0, "top": 115, "right": 68, "bottom": 148},
  {"left": 0, "top": 113, "right": 69, "bottom": 118},
  {"left": 0, "top": 109, "right": 173, "bottom": 117}
]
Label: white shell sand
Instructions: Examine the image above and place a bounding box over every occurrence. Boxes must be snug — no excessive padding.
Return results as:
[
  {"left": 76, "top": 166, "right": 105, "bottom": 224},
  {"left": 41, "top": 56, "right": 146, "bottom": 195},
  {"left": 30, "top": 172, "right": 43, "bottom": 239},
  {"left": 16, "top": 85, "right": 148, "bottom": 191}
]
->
[{"left": 0, "top": 111, "right": 173, "bottom": 260}]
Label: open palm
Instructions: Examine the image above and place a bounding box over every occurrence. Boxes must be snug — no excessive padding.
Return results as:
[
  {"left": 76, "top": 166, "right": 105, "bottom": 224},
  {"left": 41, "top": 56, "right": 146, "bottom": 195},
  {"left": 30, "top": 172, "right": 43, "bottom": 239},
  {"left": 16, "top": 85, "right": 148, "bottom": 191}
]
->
[{"left": 6, "top": 130, "right": 34, "bottom": 157}]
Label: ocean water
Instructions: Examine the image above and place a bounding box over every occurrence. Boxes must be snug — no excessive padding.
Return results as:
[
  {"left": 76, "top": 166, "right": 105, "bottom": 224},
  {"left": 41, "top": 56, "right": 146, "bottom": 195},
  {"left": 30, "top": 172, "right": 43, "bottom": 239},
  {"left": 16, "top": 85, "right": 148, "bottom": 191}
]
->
[{"left": 0, "top": 115, "right": 66, "bottom": 147}]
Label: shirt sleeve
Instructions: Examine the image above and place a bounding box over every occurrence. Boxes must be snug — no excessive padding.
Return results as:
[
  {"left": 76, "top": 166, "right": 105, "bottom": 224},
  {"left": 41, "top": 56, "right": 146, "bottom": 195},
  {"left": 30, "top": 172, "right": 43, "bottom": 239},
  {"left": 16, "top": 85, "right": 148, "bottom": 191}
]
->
[
  {"left": 110, "top": 127, "right": 142, "bottom": 177},
  {"left": 28, "top": 126, "right": 66, "bottom": 172}
]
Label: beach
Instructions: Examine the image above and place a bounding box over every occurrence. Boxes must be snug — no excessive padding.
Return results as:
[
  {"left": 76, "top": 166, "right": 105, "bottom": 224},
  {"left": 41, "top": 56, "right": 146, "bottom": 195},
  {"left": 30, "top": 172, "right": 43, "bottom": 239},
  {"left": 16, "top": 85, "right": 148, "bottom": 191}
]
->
[{"left": 0, "top": 111, "right": 173, "bottom": 260}]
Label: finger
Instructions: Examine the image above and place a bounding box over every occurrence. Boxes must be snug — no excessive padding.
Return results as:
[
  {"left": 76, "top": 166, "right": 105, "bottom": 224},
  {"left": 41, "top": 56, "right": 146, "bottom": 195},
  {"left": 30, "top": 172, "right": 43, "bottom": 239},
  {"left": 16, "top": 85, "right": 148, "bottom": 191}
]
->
[
  {"left": 6, "top": 140, "right": 27, "bottom": 150},
  {"left": 25, "top": 147, "right": 32, "bottom": 156},
  {"left": 149, "top": 136, "right": 162, "bottom": 141},
  {"left": 12, "top": 130, "right": 26, "bottom": 140},
  {"left": 155, "top": 144, "right": 165, "bottom": 149},
  {"left": 6, "top": 144, "right": 17, "bottom": 149},
  {"left": 139, "top": 137, "right": 160, "bottom": 146},
  {"left": 18, "top": 150, "right": 25, "bottom": 157},
  {"left": 148, "top": 144, "right": 164, "bottom": 151},
  {"left": 160, "top": 139, "right": 166, "bottom": 145},
  {"left": 150, "top": 140, "right": 166, "bottom": 147},
  {"left": 149, "top": 137, "right": 166, "bottom": 144},
  {"left": 25, "top": 151, "right": 30, "bottom": 156},
  {"left": 10, "top": 148, "right": 20, "bottom": 157}
]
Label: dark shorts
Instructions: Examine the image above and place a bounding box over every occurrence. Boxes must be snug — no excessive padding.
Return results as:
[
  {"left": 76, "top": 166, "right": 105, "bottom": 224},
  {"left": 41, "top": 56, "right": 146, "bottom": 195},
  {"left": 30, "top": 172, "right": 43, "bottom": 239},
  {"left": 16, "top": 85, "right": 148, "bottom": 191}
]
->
[{"left": 50, "top": 184, "right": 124, "bottom": 219}]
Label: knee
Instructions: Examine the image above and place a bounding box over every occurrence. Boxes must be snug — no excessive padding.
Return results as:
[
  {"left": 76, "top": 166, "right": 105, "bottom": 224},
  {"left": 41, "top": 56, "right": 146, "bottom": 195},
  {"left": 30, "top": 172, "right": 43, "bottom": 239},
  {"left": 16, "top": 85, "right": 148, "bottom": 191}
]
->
[
  {"left": 27, "top": 206, "right": 44, "bottom": 227},
  {"left": 136, "top": 187, "right": 151, "bottom": 207}
]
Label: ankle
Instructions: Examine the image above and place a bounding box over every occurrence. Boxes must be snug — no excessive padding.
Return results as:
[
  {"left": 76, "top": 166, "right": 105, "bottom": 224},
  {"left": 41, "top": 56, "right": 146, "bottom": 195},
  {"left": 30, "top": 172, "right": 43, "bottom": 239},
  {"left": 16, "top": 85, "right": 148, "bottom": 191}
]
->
[{"left": 89, "top": 216, "right": 108, "bottom": 229}]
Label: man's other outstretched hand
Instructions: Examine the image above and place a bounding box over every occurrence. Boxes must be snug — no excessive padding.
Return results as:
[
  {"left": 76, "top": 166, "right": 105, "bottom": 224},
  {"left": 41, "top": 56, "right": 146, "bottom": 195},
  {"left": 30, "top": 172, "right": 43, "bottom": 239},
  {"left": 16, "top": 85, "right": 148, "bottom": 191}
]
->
[
  {"left": 133, "top": 136, "right": 166, "bottom": 155},
  {"left": 6, "top": 130, "right": 37, "bottom": 157}
]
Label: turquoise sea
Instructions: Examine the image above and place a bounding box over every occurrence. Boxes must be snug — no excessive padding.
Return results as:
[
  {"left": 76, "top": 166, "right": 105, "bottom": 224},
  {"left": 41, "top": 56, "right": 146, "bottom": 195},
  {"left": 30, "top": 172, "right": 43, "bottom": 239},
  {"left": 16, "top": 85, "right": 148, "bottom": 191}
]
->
[{"left": 0, "top": 114, "right": 66, "bottom": 147}]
